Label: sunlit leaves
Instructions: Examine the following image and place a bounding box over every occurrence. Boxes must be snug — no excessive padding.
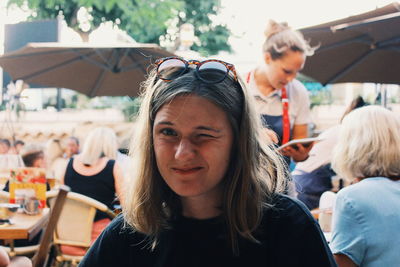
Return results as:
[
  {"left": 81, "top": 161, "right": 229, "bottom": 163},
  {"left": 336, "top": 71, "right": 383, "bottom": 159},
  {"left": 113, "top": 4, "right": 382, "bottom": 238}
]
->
[{"left": 7, "top": 0, "right": 232, "bottom": 56}]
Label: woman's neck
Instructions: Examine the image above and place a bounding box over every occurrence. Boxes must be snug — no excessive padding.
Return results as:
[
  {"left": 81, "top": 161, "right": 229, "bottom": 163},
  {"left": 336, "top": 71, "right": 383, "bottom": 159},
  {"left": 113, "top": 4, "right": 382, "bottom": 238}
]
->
[
  {"left": 254, "top": 67, "right": 275, "bottom": 96},
  {"left": 181, "top": 191, "right": 222, "bottom": 219}
]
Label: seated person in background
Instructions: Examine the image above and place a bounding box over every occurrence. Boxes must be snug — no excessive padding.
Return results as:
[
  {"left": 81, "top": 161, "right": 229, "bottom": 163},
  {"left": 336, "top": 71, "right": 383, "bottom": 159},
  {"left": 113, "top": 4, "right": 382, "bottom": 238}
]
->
[
  {"left": 44, "top": 139, "right": 68, "bottom": 183},
  {"left": 291, "top": 135, "right": 337, "bottom": 209},
  {"left": 3, "top": 144, "right": 50, "bottom": 192},
  {"left": 64, "top": 136, "right": 80, "bottom": 158},
  {"left": 330, "top": 105, "right": 400, "bottom": 267},
  {"left": 292, "top": 96, "right": 366, "bottom": 209},
  {"left": 13, "top": 140, "right": 25, "bottom": 155},
  {"left": 19, "top": 144, "right": 46, "bottom": 168},
  {"left": 61, "top": 127, "right": 124, "bottom": 251},
  {"left": 8, "top": 140, "right": 25, "bottom": 155},
  {"left": 0, "top": 139, "right": 11, "bottom": 154}
]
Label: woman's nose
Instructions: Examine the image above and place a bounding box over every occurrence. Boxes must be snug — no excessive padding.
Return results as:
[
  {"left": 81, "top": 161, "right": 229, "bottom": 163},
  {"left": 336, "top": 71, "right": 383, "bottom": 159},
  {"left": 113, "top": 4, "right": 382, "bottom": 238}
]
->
[{"left": 175, "top": 139, "right": 196, "bottom": 160}]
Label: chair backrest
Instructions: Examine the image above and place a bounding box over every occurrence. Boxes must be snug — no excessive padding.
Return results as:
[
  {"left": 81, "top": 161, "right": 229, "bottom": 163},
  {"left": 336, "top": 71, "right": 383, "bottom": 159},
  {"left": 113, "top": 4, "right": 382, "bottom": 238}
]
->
[
  {"left": 32, "top": 185, "right": 70, "bottom": 267},
  {"left": 47, "top": 191, "right": 114, "bottom": 248}
]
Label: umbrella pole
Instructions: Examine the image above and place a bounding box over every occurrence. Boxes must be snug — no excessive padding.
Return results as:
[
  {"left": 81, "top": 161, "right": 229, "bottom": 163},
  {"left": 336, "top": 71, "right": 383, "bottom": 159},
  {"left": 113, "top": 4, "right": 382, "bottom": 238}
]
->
[
  {"left": 56, "top": 88, "right": 62, "bottom": 112},
  {"left": 380, "top": 84, "right": 387, "bottom": 108}
]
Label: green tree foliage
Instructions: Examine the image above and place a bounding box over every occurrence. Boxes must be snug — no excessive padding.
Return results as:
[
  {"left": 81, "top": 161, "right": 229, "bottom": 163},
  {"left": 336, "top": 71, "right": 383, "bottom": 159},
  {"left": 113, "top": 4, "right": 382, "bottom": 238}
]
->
[
  {"left": 8, "top": 0, "right": 231, "bottom": 56},
  {"left": 178, "top": 0, "right": 231, "bottom": 56}
]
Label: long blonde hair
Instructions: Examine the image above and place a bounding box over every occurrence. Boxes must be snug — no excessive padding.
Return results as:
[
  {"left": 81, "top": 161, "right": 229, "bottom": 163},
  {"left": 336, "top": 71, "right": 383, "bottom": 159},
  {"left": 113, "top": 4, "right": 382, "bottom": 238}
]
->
[
  {"left": 332, "top": 105, "right": 400, "bottom": 181},
  {"left": 80, "top": 127, "right": 118, "bottom": 166},
  {"left": 123, "top": 66, "right": 288, "bottom": 252}
]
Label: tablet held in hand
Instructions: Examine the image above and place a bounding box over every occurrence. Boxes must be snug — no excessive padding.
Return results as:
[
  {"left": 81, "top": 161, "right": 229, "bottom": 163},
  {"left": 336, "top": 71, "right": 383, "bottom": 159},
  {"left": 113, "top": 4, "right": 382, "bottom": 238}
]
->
[{"left": 277, "top": 137, "right": 323, "bottom": 151}]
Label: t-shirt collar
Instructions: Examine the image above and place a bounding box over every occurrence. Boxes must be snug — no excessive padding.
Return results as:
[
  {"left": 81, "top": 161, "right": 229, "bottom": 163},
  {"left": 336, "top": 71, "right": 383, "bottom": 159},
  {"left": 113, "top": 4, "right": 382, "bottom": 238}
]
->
[{"left": 249, "top": 71, "right": 281, "bottom": 100}]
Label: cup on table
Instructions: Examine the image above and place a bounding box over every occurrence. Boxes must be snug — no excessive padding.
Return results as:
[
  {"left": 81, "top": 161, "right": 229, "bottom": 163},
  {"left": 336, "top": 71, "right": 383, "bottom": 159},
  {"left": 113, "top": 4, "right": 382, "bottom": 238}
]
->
[
  {"left": 46, "top": 178, "right": 57, "bottom": 189},
  {"left": 14, "top": 189, "right": 28, "bottom": 211},
  {"left": 23, "top": 197, "right": 41, "bottom": 215},
  {"left": 46, "top": 170, "right": 57, "bottom": 189}
]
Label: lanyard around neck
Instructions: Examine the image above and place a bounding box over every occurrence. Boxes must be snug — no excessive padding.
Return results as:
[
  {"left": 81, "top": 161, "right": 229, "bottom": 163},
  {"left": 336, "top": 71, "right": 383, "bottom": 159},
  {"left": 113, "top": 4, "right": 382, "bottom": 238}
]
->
[{"left": 247, "top": 71, "right": 291, "bottom": 144}]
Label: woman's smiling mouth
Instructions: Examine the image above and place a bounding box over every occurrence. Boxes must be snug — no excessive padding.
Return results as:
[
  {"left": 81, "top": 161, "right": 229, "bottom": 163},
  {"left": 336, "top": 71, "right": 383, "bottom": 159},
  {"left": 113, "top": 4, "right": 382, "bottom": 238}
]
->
[{"left": 172, "top": 167, "right": 203, "bottom": 175}]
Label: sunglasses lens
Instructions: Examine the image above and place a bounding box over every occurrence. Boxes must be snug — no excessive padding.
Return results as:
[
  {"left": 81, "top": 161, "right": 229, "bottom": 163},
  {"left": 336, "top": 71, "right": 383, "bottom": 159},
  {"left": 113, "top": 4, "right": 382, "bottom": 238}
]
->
[
  {"left": 198, "top": 61, "right": 228, "bottom": 83},
  {"left": 157, "top": 58, "right": 187, "bottom": 81}
]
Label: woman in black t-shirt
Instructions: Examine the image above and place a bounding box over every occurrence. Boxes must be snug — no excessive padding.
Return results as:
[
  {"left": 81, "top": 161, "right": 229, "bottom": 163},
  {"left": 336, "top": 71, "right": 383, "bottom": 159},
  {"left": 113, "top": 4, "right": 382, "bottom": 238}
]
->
[
  {"left": 60, "top": 127, "right": 125, "bottom": 256},
  {"left": 80, "top": 57, "right": 336, "bottom": 267},
  {"left": 62, "top": 127, "right": 125, "bottom": 221}
]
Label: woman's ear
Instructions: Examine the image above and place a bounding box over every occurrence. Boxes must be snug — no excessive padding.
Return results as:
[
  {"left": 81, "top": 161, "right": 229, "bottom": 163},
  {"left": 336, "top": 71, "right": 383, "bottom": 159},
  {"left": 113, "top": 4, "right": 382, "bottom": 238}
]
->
[{"left": 264, "top": 52, "right": 272, "bottom": 65}]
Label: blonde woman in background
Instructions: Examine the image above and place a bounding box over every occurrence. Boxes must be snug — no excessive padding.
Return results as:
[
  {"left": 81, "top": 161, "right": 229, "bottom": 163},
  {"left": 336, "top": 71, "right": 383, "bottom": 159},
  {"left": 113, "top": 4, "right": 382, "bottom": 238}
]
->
[
  {"left": 44, "top": 139, "right": 68, "bottom": 184},
  {"left": 61, "top": 127, "right": 123, "bottom": 256},
  {"left": 331, "top": 106, "right": 400, "bottom": 267},
  {"left": 246, "top": 20, "right": 316, "bottom": 163},
  {"left": 61, "top": 127, "right": 124, "bottom": 213},
  {"left": 60, "top": 127, "right": 125, "bottom": 256}
]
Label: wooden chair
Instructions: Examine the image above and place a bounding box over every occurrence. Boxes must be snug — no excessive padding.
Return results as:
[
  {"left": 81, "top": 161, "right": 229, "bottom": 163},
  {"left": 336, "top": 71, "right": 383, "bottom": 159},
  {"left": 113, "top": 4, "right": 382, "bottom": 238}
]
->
[
  {"left": 31, "top": 185, "right": 70, "bottom": 267},
  {"left": 46, "top": 192, "right": 116, "bottom": 267}
]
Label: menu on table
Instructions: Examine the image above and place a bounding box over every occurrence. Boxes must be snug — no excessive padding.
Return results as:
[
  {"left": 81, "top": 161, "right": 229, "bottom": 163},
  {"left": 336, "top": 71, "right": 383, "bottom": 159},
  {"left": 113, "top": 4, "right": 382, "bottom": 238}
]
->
[{"left": 9, "top": 168, "right": 47, "bottom": 208}]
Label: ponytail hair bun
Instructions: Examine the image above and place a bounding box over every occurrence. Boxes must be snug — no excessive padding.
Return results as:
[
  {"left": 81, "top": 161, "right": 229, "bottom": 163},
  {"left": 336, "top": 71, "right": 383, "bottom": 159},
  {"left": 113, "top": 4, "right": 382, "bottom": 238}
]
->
[
  {"left": 264, "top": 20, "right": 290, "bottom": 40},
  {"left": 262, "top": 19, "right": 317, "bottom": 59}
]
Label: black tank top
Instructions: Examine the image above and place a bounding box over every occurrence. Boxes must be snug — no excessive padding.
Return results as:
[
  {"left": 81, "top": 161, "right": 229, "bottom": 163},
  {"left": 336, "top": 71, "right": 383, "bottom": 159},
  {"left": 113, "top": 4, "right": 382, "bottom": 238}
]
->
[{"left": 64, "top": 158, "right": 116, "bottom": 221}]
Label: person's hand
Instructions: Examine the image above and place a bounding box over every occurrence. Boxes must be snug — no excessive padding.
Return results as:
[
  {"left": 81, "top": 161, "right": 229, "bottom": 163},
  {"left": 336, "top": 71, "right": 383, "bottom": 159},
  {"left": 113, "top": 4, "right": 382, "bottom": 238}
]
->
[
  {"left": 264, "top": 128, "right": 279, "bottom": 144},
  {"left": 281, "top": 142, "right": 314, "bottom": 162}
]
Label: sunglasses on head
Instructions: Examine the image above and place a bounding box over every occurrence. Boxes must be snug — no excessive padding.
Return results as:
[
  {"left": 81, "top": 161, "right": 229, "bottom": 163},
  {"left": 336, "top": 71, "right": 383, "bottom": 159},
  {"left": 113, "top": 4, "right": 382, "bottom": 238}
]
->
[{"left": 155, "top": 57, "right": 238, "bottom": 84}]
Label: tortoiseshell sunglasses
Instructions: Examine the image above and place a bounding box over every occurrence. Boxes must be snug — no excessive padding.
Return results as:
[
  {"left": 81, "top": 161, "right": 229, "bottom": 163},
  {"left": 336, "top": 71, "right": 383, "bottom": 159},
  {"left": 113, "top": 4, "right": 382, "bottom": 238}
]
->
[{"left": 155, "top": 57, "right": 237, "bottom": 84}]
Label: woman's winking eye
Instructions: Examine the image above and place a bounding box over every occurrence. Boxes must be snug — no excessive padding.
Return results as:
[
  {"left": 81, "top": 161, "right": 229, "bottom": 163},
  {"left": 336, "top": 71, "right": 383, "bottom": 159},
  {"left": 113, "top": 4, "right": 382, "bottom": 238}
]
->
[{"left": 197, "top": 133, "right": 216, "bottom": 138}]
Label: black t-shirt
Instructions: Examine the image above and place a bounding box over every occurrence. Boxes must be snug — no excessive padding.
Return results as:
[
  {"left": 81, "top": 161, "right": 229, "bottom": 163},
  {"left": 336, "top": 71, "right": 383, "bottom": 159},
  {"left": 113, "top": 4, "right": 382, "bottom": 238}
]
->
[
  {"left": 64, "top": 158, "right": 116, "bottom": 221},
  {"left": 79, "top": 195, "right": 337, "bottom": 267}
]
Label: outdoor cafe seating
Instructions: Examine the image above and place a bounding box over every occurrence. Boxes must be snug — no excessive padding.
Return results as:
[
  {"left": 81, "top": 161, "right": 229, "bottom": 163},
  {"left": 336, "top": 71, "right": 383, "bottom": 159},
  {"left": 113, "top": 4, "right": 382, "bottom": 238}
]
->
[
  {"left": 0, "top": 190, "right": 41, "bottom": 257},
  {"left": 0, "top": 186, "right": 69, "bottom": 267},
  {"left": 46, "top": 191, "right": 116, "bottom": 266}
]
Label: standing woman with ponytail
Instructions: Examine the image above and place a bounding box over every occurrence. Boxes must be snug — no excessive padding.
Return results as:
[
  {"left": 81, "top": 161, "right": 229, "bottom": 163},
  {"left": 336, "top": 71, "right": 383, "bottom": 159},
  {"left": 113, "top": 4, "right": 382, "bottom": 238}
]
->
[{"left": 246, "top": 20, "right": 316, "bottom": 163}]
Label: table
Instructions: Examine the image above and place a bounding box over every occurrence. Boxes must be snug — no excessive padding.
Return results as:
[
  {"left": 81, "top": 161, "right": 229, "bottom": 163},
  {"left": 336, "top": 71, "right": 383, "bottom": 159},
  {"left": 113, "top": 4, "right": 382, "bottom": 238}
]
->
[
  {"left": 0, "top": 208, "right": 49, "bottom": 240},
  {"left": 0, "top": 208, "right": 49, "bottom": 256}
]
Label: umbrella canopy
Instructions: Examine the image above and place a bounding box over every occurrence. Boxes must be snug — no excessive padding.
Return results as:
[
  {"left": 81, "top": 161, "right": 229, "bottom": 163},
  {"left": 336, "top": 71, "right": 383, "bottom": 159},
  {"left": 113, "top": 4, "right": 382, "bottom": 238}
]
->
[
  {"left": 0, "top": 42, "right": 175, "bottom": 97},
  {"left": 299, "top": 2, "right": 400, "bottom": 85}
]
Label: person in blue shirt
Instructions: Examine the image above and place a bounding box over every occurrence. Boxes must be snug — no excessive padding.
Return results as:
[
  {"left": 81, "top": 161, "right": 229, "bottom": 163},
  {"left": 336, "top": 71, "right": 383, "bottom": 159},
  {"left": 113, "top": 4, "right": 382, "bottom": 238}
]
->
[{"left": 331, "top": 105, "right": 400, "bottom": 267}]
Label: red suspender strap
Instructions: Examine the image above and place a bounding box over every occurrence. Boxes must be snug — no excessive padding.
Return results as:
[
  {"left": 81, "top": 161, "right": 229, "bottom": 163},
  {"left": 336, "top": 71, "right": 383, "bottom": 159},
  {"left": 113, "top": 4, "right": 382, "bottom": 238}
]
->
[
  {"left": 281, "top": 86, "right": 290, "bottom": 145},
  {"left": 246, "top": 71, "right": 290, "bottom": 144},
  {"left": 246, "top": 72, "right": 251, "bottom": 83}
]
